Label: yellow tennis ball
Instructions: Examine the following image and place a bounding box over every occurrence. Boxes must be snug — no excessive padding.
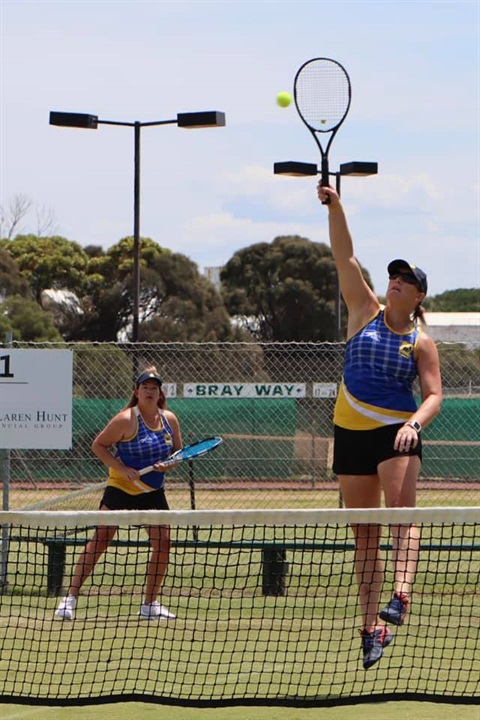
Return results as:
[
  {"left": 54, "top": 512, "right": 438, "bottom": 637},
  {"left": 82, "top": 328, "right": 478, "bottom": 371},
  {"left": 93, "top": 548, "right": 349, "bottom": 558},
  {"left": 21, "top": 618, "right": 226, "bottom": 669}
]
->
[{"left": 276, "top": 91, "right": 292, "bottom": 108}]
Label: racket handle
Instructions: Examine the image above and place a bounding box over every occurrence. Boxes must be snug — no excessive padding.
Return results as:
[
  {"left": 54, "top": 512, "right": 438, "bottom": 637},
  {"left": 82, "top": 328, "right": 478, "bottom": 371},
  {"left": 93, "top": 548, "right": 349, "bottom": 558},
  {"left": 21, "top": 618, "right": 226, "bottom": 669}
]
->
[
  {"left": 139, "top": 465, "right": 154, "bottom": 476},
  {"left": 139, "top": 456, "right": 178, "bottom": 475},
  {"left": 320, "top": 160, "right": 331, "bottom": 205}
]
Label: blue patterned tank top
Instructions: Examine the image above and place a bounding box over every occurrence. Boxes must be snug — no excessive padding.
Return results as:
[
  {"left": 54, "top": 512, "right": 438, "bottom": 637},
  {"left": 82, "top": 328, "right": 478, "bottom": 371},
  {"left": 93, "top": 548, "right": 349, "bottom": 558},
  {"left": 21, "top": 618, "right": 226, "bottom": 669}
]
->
[
  {"left": 334, "top": 308, "right": 421, "bottom": 430},
  {"left": 107, "top": 406, "right": 174, "bottom": 494}
]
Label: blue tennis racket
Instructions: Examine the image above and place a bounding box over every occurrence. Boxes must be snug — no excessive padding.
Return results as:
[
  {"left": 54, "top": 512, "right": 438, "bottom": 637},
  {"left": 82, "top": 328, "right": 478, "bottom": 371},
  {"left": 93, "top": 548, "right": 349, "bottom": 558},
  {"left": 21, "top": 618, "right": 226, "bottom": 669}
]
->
[{"left": 139, "top": 436, "right": 223, "bottom": 475}]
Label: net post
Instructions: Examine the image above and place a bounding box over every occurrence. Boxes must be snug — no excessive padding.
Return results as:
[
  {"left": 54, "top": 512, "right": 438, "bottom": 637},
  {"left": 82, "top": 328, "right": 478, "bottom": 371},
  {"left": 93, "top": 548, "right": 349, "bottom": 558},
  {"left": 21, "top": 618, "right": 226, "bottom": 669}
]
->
[
  {"left": 0, "top": 450, "right": 10, "bottom": 594},
  {"left": 261, "top": 546, "right": 288, "bottom": 596},
  {"left": 44, "top": 538, "right": 67, "bottom": 596},
  {"left": 188, "top": 440, "right": 199, "bottom": 542},
  {"left": 0, "top": 332, "right": 13, "bottom": 593}
]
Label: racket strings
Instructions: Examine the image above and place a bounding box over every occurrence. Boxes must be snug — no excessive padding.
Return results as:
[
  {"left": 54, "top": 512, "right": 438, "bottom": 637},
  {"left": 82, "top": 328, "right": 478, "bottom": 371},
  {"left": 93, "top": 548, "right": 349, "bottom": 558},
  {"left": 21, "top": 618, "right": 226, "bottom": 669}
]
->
[{"left": 295, "top": 61, "right": 351, "bottom": 132}]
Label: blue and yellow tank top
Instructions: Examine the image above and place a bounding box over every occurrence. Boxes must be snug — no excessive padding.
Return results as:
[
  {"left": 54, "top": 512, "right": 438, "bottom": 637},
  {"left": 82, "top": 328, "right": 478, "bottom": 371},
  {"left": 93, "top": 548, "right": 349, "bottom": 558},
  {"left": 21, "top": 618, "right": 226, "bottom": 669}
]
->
[
  {"left": 107, "top": 407, "right": 174, "bottom": 495},
  {"left": 334, "top": 308, "right": 421, "bottom": 430}
]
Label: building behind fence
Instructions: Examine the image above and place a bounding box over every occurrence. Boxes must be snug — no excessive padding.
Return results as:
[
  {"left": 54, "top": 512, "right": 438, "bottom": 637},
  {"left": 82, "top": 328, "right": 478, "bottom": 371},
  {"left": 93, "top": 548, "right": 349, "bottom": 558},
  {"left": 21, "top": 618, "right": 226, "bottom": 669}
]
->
[{"left": 2, "top": 340, "right": 479, "bottom": 509}]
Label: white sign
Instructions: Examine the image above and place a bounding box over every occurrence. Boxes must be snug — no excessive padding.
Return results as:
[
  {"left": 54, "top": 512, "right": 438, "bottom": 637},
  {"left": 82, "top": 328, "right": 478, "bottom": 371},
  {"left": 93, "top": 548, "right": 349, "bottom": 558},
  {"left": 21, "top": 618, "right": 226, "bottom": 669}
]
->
[
  {"left": 183, "top": 383, "right": 306, "bottom": 398},
  {"left": 312, "top": 383, "right": 338, "bottom": 398},
  {"left": 162, "top": 383, "right": 177, "bottom": 398},
  {"left": 0, "top": 350, "right": 73, "bottom": 449}
]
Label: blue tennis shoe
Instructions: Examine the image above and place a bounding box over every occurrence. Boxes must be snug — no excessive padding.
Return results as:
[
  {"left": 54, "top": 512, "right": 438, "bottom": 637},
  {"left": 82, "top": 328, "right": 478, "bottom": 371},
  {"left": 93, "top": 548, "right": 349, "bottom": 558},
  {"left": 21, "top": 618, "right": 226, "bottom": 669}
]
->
[
  {"left": 361, "top": 626, "right": 394, "bottom": 669},
  {"left": 380, "top": 593, "right": 409, "bottom": 626}
]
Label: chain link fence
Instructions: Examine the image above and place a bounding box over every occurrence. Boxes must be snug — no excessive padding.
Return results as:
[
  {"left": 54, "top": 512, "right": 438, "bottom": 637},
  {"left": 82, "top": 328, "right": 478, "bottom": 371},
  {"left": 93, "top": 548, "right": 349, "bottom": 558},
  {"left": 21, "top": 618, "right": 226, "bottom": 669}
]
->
[{"left": 2, "top": 340, "right": 479, "bottom": 510}]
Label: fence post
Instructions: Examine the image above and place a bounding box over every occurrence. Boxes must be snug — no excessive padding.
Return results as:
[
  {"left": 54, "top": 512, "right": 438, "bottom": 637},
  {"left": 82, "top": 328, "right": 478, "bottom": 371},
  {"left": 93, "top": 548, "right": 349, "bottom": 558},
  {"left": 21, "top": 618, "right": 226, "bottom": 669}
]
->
[{"left": 0, "top": 331, "right": 13, "bottom": 593}]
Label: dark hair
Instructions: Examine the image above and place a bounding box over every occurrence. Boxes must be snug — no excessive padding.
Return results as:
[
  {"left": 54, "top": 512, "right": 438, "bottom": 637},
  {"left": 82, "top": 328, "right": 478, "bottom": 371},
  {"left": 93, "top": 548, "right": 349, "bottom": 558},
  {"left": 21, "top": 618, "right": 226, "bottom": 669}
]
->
[{"left": 125, "top": 366, "right": 166, "bottom": 409}]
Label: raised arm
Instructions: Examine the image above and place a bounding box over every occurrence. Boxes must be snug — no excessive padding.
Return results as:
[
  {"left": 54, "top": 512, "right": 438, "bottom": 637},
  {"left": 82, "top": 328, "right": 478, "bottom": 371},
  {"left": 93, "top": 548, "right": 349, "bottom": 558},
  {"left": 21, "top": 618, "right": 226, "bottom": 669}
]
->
[{"left": 318, "top": 184, "right": 379, "bottom": 336}]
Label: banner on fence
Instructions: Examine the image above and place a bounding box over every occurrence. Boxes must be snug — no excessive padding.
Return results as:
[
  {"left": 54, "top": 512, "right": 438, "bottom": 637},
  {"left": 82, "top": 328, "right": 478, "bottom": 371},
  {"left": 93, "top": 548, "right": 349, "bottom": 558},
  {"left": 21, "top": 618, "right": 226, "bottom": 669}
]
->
[
  {"left": 183, "top": 383, "right": 307, "bottom": 398},
  {"left": 0, "top": 350, "right": 73, "bottom": 449}
]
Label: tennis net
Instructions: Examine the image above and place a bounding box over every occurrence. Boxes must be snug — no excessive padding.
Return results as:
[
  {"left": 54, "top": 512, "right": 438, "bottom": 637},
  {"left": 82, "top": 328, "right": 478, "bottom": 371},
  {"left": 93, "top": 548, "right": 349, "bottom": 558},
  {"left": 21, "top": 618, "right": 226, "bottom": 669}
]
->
[{"left": 0, "top": 507, "right": 478, "bottom": 707}]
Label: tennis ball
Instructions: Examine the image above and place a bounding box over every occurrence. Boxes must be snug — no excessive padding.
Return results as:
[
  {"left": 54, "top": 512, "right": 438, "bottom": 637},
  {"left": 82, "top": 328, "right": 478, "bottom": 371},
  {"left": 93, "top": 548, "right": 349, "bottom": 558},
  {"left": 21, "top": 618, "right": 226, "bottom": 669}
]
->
[{"left": 276, "top": 91, "right": 292, "bottom": 108}]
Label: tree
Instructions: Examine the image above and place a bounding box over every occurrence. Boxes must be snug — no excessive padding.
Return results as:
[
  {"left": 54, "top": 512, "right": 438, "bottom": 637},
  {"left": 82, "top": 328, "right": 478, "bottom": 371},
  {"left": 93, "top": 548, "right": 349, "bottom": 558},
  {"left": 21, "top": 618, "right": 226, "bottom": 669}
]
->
[
  {"left": 0, "top": 235, "right": 90, "bottom": 303},
  {"left": 425, "top": 289, "right": 480, "bottom": 312},
  {"left": 139, "top": 253, "right": 245, "bottom": 342},
  {"left": 221, "top": 235, "right": 372, "bottom": 342},
  {"left": 79, "top": 237, "right": 247, "bottom": 342},
  {"left": 71, "top": 236, "right": 160, "bottom": 341},
  {"left": 0, "top": 234, "right": 95, "bottom": 341},
  {"left": 0, "top": 249, "right": 31, "bottom": 299},
  {"left": 137, "top": 245, "right": 246, "bottom": 342},
  {"left": 0, "top": 194, "right": 32, "bottom": 239},
  {"left": 0, "top": 193, "right": 57, "bottom": 239},
  {"left": 0, "top": 295, "right": 62, "bottom": 341}
]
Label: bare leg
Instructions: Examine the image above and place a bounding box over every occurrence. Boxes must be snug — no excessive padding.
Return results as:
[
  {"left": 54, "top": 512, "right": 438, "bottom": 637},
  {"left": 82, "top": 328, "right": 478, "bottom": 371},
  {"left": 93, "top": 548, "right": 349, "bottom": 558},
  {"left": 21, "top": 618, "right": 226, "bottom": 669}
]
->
[
  {"left": 143, "top": 525, "right": 170, "bottom": 604},
  {"left": 349, "top": 521, "right": 384, "bottom": 631},
  {"left": 67, "top": 506, "right": 118, "bottom": 596},
  {"left": 379, "top": 456, "right": 421, "bottom": 597},
  {"left": 390, "top": 522, "right": 420, "bottom": 596},
  {"left": 338, "top": 475, "right": 384, "bottom": 631}
]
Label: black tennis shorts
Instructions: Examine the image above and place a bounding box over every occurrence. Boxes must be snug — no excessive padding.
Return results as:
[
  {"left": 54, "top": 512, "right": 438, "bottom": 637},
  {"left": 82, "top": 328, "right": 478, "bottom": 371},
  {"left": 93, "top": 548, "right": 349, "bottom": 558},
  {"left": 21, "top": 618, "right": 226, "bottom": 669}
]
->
[
  {"left": 333, "top": 423, "right": 422, "bottom": 476},
  {"left": 100, "top": 486, "right": 170, "bottom": 511}
]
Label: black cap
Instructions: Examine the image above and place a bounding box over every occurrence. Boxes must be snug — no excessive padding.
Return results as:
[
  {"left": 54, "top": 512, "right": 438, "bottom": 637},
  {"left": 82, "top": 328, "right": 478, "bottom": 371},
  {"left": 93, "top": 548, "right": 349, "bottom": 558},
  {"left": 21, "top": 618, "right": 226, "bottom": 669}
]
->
[
  {"left": 135, "top": 371, "right": 162, "bottom": 387},
  {"left": 388, "top": 259, "right": 428, "bottom": 294}
]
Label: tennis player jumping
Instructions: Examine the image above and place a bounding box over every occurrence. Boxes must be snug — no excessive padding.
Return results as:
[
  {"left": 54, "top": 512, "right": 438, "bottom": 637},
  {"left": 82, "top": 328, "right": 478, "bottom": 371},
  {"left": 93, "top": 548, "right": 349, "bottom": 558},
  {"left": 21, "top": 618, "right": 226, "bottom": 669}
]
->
[{"left": 318, "top": 184, "right": 442, "bottom": 669}]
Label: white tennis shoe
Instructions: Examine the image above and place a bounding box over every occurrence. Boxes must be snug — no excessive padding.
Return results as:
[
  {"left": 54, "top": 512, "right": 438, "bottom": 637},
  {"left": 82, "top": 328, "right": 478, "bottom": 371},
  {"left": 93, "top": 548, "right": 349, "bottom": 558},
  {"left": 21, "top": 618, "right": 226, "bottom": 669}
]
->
[
  {"left": 55, "top": 595, "right": 77, "bottom": 621},
  {"left": 138, "top": 601, "right": 176, "bottom": 620}
]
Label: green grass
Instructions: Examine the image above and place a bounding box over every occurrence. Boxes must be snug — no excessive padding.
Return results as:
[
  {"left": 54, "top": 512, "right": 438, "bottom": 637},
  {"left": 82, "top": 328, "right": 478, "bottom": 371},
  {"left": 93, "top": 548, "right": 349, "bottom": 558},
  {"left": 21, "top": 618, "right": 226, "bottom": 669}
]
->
[
  {"left": 1, "top": 700, "right": 479, "bottom": 720},
  {"left": 9, "top": 486, "right": 480, "bottom": 512},
  {"left": 1, "top": 596, "right": 477, "bottom": 703}
]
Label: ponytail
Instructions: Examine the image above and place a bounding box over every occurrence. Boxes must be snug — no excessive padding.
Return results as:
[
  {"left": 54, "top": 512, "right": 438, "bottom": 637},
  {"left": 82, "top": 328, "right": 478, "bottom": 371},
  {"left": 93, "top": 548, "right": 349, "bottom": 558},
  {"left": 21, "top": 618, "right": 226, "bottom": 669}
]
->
[{"left": 413, "top": 303, "right": 426, "bottom": 325}]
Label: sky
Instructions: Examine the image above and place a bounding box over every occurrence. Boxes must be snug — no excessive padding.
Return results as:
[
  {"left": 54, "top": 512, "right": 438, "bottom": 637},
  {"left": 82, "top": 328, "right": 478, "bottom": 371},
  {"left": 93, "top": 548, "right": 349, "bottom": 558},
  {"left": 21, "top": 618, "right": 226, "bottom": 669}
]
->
[{"left": 1, "top": 0, "right": 479, "bottom": 297}]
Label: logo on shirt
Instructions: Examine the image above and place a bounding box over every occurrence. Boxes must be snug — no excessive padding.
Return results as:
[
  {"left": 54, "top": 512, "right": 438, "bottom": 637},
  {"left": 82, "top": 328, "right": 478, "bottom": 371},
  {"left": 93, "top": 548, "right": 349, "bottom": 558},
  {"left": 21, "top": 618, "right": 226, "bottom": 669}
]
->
[{"left": 399, "top": 342, "right": 414, "bottom": 359}]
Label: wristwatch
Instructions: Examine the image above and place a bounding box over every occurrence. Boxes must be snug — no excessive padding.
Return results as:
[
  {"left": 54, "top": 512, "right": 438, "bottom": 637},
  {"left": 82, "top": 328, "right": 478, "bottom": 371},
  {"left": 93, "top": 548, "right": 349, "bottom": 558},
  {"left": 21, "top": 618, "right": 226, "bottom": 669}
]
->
[{"left": 406, "top": 420, "right": 422, "bottom": 434}]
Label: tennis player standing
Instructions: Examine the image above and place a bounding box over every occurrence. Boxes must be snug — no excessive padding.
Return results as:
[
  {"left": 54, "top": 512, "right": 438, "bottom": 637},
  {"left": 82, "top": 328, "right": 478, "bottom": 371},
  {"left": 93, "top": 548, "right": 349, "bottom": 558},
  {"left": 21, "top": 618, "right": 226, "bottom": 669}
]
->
[
  {"left": 318, "top": 184, "right": 442, "bottom": 669},
  {"left": 55, "top": 367, "right": 182, "bottom": 621}
]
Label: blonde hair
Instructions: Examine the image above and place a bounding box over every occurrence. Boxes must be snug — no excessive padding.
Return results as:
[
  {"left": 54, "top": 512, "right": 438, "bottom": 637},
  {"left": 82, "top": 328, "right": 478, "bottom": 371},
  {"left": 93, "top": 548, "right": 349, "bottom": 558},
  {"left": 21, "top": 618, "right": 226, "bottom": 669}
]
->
[{"left": 125, "top": 366, "right": 166, "bottom": 409}]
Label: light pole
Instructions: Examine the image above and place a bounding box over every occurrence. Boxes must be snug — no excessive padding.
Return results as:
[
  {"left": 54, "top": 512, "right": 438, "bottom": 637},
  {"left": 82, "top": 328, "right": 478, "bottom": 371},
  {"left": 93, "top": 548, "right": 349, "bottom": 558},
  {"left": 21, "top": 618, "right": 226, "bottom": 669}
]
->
[
  {"left": 50, "top": 110, "right": 226, "bottom": 342},
  {"left": 273, "top": 160, "right": 378, "bottom": 341}
]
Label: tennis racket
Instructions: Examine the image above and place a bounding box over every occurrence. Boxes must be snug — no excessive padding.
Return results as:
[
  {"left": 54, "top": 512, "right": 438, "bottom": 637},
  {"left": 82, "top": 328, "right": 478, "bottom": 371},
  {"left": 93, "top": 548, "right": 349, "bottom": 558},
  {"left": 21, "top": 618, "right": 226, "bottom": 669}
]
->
[
  {"left": 139, "top": 436, "right": 223, "bottom": 476},
  {"left": 294, "top": 57, "right": 351, "bottom": 203}
]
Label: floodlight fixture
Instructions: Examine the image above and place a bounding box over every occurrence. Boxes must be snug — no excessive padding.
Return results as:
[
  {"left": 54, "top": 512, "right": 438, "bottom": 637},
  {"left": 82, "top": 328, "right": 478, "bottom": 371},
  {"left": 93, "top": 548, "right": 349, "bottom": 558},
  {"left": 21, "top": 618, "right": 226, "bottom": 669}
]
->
[
  {"left": 177, "top": 111, "right": 226, "bottom": 128},
  {"left": 273, "top": 161, "right": 318, "bottom": 177},
  {"left": 49, "top": 112, "right": 98, "bottom": 129},
  {"left": 50, "top": 107, "right": 226, "bottom": 342},
  {"left": 340, "top": 161, "right": 378, "bottom": 177}
]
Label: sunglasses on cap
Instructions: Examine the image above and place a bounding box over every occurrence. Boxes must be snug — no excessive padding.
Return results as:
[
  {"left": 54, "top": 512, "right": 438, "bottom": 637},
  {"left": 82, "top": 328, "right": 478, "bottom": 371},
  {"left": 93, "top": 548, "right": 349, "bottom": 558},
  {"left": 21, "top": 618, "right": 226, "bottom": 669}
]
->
[{"left": 388, "top": 272, "right": 420, "bottom": 287}]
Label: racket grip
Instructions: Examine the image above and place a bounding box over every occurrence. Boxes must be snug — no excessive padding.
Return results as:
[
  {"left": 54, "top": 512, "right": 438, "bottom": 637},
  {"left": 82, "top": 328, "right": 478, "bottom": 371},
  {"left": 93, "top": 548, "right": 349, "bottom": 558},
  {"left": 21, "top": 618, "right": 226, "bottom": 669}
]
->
[
  {"left": 321, "top": 160, "right": 331, "bottom": 205},
  {"left": 139, "top": 465, "right": 154, "bottom": 476},
  {"left": 139, "top": 461, "right": 174, "bottom": 476}
]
